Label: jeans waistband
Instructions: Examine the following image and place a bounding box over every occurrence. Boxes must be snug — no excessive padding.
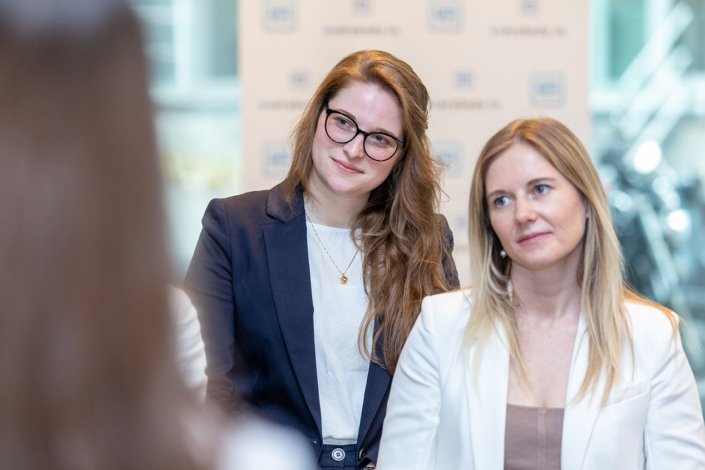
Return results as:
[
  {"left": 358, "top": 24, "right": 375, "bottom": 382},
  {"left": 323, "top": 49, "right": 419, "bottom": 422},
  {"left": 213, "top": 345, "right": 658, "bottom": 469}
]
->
[{"left": 318, "top": 443, "right": 358, "bottom": 468}]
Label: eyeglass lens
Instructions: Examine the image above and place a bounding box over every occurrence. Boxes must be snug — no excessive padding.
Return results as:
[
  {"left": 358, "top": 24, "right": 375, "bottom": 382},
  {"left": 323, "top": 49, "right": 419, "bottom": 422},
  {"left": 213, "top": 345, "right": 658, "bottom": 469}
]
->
[{"left": 325, "top": 111, "right": 399, "bottom": 161}]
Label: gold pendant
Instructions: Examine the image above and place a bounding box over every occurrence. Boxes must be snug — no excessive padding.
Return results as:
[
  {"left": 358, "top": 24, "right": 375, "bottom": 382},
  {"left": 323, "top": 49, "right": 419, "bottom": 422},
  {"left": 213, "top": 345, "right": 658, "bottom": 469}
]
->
[{"left": 340, "top": 275, "right": 348, "bottom": 285}]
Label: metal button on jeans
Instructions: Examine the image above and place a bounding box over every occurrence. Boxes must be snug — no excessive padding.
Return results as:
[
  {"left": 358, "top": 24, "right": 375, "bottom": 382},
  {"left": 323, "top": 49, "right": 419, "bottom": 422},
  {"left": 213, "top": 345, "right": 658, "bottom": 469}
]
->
[{"left": 332, "top": 448, "right": 345, "bottom": 461}]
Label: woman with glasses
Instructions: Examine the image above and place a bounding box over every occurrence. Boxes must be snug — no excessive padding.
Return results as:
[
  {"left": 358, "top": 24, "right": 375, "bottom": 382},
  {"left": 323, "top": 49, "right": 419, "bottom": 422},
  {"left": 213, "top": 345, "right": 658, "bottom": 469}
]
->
[
  {"left": 185, "top": 50, "right": 459, "bottom": 470},
  {"left": 376, "top": 118, "right": 705, "bottom": 469}
]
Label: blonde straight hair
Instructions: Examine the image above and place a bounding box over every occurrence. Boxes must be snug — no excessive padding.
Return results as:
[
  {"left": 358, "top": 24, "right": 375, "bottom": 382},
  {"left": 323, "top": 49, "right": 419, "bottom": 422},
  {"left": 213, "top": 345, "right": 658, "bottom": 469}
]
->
[{"left": 466, "top": 118, "right": 677, "bottom": 403}]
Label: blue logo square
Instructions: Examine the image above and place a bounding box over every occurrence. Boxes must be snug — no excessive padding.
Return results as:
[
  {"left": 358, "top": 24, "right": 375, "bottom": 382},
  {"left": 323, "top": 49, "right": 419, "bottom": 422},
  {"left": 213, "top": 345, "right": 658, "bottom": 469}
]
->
[
  {"left": 262, "top": 0, "right": 298, "bottom": 34},
  {"left": 433, "top": 140, "right": 465, "bottom": 179},
  {"left": 352, "top": 0, "right": 373, "bottom": 15},
  {"left": 289, "top": 70, "right": 308, "bottom": 90},
  {"left": 455, "top": 70, "right": 474, "bottom": 89},
  {"left": 261, "top": 141, "right": 292, "bottom": 179},
  {"left": 529, "top": 71, "right": 566, "bottom": 109},
  {"left": 520, "top": 0, "right": 539, "bottom": 15},
  {"left": 428, "top": 0, "right": 464, "bottom": 34}
]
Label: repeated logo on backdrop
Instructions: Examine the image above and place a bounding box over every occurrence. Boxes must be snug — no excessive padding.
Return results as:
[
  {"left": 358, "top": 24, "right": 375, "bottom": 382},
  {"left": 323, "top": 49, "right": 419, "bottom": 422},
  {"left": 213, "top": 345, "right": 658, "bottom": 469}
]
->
[
  {"left": 243, "top": 0, "right": 589, "bottom": 283},
  {"left": 289, "top": 69, "right": 309, "bottom": 91},
  {"left": 519, "top": 0, "right": 540, "bottom": 16},
  {"left": 455, "top": 70, "right": 475, "bottom": 91},
  {"left": 529, "top": 70, "right": 567, "bottom": 109},
  {"left": 262, "top": 0, "right": 298, "bottom": 34},
  {"left": 454, "top": 214, "right": 469, "bottom": 235},
  {"left": 427, "top": 0, "right": 464, "bottom": 33},
  {"left": 261, "top": 141, "right": 292, "bottom": 180},
  {"left": 433, "top": 140, "right": 465, "bottom": 179},
  {"left": 352, "top": 0, "right": 374, "bottom": 16}
]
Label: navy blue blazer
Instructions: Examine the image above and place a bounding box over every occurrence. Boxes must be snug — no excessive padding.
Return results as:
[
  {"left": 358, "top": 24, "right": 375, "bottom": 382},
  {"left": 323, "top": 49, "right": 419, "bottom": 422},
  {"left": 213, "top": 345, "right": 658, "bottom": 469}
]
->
[{"left": 184, "top": 182, "right": 459, "bottom": 467}]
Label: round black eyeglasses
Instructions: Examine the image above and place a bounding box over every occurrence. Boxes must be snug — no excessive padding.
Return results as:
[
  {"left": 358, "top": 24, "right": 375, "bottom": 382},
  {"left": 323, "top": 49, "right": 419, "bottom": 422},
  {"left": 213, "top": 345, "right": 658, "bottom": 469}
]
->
[{"left": 324, "top": 109, "right": 404, "bottom": 162}]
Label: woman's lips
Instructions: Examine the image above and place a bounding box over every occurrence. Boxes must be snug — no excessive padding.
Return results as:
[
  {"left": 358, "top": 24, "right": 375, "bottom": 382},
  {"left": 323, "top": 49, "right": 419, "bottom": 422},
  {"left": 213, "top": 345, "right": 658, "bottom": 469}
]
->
[
  {"left": 333, "top": 158, "right": 363, "bottom": 174},
  {"left": 518, "top": 232, "right": 550, "bottom": 244}
]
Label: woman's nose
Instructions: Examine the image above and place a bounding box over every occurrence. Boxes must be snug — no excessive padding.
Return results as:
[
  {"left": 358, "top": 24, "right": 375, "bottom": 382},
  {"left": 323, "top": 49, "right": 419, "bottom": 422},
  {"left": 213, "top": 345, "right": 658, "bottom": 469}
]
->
[
  {"left": 343, "top": 133, "right": 366, "bottom": 160},
  {"left": 515, "top": 197, "right": 537, "bottom": 223}
]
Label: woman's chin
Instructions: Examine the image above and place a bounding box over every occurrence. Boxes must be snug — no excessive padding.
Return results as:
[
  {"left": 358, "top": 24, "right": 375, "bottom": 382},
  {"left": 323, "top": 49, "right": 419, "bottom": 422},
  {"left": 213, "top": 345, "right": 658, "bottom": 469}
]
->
[{"left": 512, "top": 256, "right": 570, "bottom": 275}]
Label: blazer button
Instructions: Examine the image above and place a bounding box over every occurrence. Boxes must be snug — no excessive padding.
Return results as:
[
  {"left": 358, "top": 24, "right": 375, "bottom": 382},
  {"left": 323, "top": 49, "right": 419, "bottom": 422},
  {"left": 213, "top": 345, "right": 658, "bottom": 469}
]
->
[{"left": 358, "top": 447, "right": 366, "bottom": 459}]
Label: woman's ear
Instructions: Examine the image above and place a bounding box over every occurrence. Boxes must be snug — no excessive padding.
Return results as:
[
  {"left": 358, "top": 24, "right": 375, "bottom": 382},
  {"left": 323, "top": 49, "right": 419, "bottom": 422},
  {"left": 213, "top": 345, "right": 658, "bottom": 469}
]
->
[{"left": 392, "top": 156, "right": 406, "bottom": 174}]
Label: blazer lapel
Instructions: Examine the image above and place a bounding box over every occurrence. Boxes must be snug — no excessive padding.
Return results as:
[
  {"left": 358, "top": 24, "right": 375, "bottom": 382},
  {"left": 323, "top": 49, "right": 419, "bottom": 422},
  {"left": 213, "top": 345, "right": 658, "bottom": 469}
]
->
[
  {"left": 357, "top": 325, "right": 392, "bottom": 445},
  {"left": 466, "top": 325, "right": 510, "bottom": 470},
  {"left": 562, "top": 313, "right": 603, "bottom": 470},
  {"left": 262, "top": 184, "right": 322, "bottom": 436}
]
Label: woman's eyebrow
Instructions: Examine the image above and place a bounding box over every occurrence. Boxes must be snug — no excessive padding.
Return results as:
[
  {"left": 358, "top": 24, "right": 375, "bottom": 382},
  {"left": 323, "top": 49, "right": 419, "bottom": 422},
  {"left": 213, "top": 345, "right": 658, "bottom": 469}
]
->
[
  {"left": 374, "top": 126, "right": 401, "bottom": 139},
  {"left": 328, "top": 107, "right": 357, "bottom": 122},
  {"left": 486, "top": 177, "right": 559, "bottom": 198},
  {"left": 486, "top": 188, "right": 508, "bottom": 199},
  {"left": 526, "top": 177, "right": 557, "bottom": 186}
]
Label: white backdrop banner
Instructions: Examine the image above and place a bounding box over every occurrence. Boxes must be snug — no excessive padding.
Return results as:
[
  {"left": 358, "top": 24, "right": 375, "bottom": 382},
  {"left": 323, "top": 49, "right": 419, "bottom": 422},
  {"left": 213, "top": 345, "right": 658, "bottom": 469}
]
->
[{"left": 240, "top": 0, "right": 590, "bottom": 284}]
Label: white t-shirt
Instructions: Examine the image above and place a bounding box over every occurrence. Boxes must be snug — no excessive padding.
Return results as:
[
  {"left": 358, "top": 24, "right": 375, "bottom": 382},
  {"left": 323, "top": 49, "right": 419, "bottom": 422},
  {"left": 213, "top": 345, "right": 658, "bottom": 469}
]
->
[
  {"left": 306, "top": 222, "right": 372, "bottom": 445},
  {"left": 169, "top": 287, "right": 207, "bottom": 403}
]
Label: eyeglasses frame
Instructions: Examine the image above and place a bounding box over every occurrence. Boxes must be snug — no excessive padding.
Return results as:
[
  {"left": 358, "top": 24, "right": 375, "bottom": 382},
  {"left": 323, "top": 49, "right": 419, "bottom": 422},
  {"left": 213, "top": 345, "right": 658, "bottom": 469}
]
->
[{"left": 323, "top": 108, "right": 405, "bottom": 162}]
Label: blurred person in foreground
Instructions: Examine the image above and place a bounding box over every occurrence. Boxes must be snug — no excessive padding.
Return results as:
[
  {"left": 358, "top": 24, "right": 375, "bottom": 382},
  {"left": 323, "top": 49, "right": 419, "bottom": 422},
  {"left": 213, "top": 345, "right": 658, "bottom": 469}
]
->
[
  {"left": 377, "top": 118, "right": 705, "bottom": 469},
  {"left": 0, "top": 1, "right": 313, "bottom": 469},
  {"left": 171, "top": 287, "right": 208, "bottom": 402}
]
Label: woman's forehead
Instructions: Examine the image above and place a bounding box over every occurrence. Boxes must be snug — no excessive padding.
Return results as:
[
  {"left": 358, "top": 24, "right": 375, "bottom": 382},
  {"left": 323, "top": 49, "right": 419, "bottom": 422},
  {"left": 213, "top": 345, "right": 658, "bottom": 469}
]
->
[
  {"left": 485, "top": 144, "right": 558, "bottom": 186},
  {"left": 327, "top": 82, "right": 404, "bottom": 137}
]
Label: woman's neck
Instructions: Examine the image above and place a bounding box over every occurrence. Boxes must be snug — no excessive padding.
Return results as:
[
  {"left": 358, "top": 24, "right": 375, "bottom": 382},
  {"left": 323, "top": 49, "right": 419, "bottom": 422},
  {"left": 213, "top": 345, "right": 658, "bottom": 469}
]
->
[
  {"left": 303, "top": 190, "right": 367, "bottom": 228},
  {"left": 510, "top": 256, "right": 582, "bottom": 323}
]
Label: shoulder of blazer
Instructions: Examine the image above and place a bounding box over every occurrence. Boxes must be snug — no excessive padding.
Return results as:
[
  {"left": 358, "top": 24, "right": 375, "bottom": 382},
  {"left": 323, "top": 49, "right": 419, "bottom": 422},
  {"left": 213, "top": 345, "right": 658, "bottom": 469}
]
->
[
  {"left": 624, "top": 300, "right": 680, "bottom": 364},
  {"left": 216, "top": 182, "right": 304, "bottom": 227},
  {"left": 265, "top": 182, "right": 304, "bottom": 223},
  {"left": 419, "top": 289, "right": 473, "bottom": 335},
  {"left": 625, "top": 301, "right": 678, "bottom": 342}
]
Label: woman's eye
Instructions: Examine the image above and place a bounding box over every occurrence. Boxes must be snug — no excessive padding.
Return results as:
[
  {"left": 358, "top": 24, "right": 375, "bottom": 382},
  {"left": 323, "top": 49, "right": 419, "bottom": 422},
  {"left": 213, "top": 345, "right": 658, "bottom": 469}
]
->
[
  {"left": 368, "top": 133, "right": 393, "bottom": 148},
  {"left": 336, "top": 117, "right": 353, "bottom": 129},
  {"left": 535, "top": 184, "right": 549, "bottom": 195},
  {"left": 494, "top": 196, "right": 510, "bottom": 207}
]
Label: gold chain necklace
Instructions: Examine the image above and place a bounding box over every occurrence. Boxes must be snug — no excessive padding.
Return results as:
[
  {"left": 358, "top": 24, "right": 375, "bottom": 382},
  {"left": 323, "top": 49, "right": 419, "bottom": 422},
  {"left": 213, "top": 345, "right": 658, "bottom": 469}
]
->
[{"left": 306, "top": 213, "right": 359, "bottom": 285}]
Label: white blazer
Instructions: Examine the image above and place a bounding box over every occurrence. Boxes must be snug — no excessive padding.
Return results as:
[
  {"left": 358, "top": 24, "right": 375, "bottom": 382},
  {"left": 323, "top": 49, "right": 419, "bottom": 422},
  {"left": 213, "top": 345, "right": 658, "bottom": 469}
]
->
[{"left": 377, "top": 290, "right": 705, "bottom": 470}]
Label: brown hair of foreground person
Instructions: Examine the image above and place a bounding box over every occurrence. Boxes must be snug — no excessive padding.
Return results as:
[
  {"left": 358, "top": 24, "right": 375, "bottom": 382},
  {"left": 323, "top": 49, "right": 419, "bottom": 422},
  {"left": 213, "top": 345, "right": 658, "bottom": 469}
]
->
[{"left": 0, "top": 2, "right": 213, "bottom": 469}]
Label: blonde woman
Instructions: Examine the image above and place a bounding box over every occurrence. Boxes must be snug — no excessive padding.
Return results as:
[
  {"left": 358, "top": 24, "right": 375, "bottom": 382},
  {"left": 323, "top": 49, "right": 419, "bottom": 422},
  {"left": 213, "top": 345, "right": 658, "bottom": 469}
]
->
[{"left": 377, "top": 118, "right": 705, "bottom": 469}]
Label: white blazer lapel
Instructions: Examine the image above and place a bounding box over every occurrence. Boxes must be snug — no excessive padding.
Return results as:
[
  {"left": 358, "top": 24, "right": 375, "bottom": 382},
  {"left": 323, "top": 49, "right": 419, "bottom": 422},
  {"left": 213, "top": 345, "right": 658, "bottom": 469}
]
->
[
  {"left": 466, "top": 325, "right": 510, "bottom": 470},
  {"left": 562, "top": 313, "right": 604, "bottom": 470}
]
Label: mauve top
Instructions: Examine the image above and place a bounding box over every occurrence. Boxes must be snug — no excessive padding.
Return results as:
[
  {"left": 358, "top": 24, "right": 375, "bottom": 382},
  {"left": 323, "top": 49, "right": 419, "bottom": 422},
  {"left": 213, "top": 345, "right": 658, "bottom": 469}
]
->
[{"left": 504, "top": 404, "right": 564, "bottom": 470}]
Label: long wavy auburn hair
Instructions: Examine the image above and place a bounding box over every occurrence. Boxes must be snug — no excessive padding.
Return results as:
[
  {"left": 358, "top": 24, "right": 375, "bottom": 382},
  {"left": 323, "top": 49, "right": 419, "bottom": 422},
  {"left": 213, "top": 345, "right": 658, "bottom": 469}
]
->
[
  {"left": 0, "top": 3, "right": 214, "bottom": 469},
  {"left": 284, "top": 50, "right": 455, "bottom": 373},
  {"left": 466, "top": 118, "right": 677, "bottom": 403}
]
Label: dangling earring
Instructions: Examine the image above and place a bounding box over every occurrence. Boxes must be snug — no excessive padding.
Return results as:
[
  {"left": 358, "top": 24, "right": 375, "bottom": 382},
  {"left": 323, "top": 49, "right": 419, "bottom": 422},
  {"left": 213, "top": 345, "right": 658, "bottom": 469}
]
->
[{"left": 500, "top": 249, "right": 507, "bottom": 258}]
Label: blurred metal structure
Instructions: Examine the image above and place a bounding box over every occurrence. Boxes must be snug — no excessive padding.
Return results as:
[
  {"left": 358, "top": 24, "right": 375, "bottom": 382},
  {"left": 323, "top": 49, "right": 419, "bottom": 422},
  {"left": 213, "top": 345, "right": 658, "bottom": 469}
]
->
[
  {"left": 130, "top": 0, "right": 242, "bottom": 275},
  {"left": 595, "top": 2, "right": 705, "bottom": 389}
]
